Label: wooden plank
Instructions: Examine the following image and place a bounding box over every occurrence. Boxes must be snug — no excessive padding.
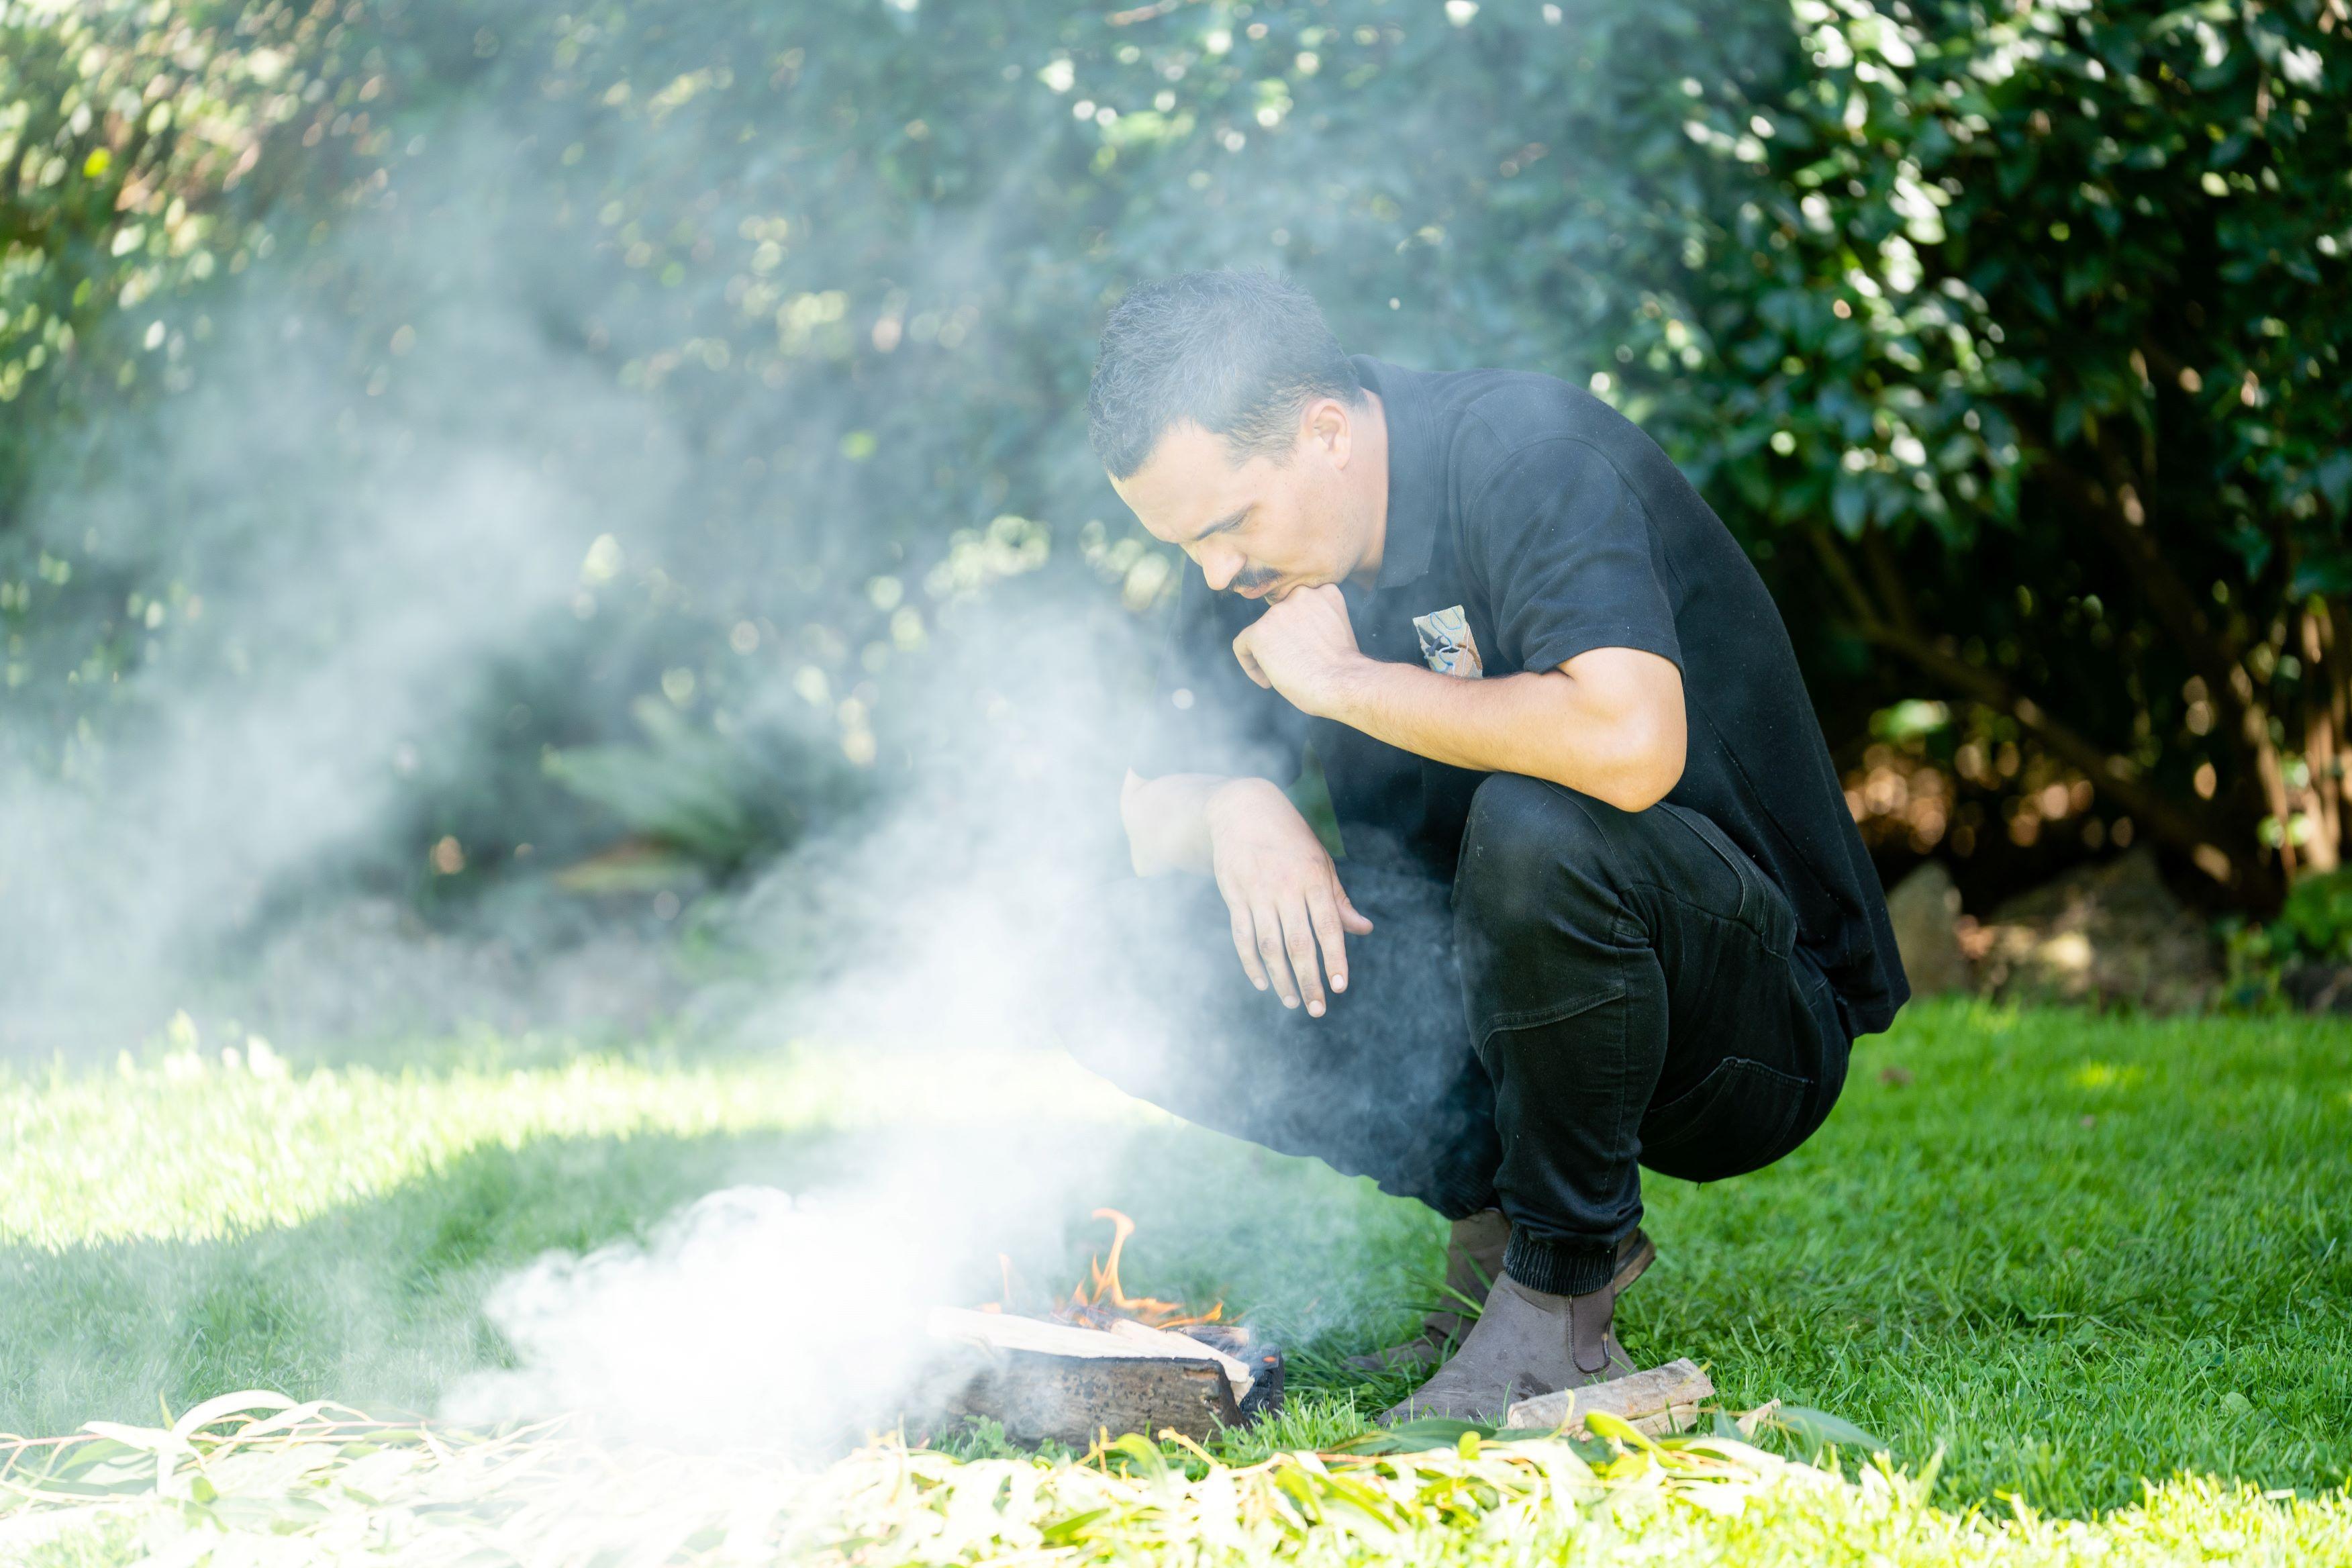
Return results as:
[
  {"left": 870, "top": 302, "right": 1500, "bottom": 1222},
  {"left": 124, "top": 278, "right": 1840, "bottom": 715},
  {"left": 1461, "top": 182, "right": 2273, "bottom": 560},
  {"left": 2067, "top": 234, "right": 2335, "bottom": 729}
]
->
[
  {"left": 1625, "top": 1404, "right": 1705, "bottom": 1438},
  {"left": 1502, "top": 1358, "right": 1714, "bottom": 1434},
  {"left": 929, "top": 1310, "right": 1253, "bottom": 1400},
  {"left": 928, "top": 1308, "right": 1140, "bottom": 1360}
]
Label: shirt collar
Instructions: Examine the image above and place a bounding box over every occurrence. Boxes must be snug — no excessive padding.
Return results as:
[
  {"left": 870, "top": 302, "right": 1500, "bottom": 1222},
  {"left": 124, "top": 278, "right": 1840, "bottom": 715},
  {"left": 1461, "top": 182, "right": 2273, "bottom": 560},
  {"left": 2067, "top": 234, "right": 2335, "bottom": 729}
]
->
[{"left": 1351, "top": 355, "right": 1440, "bottom": 592}]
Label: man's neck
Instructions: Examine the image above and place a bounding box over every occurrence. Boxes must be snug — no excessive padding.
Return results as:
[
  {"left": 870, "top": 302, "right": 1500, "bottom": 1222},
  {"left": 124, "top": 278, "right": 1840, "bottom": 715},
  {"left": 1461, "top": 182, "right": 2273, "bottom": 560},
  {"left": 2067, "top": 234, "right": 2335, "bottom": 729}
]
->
[{"left": 1348, "top": 389, "right": 1391, "bottom": 589}]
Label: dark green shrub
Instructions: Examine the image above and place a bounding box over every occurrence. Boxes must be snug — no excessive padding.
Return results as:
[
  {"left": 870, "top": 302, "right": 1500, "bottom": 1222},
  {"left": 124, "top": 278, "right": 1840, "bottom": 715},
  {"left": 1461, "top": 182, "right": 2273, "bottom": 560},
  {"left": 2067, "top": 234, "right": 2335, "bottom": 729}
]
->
[{"left": 3, "top": 0, "right": 2345, "bottom": 914}]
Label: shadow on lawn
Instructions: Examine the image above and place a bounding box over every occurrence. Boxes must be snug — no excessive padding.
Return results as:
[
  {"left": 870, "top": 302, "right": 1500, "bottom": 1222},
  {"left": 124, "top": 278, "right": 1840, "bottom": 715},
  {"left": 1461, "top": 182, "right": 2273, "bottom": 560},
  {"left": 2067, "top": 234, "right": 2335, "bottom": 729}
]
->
[
  {"left": 0, "top": 1112, "right": 1436, "bottom": 1449},
  {"left": 0, "top": 1125, "right": 854, "bottom": 1439}
]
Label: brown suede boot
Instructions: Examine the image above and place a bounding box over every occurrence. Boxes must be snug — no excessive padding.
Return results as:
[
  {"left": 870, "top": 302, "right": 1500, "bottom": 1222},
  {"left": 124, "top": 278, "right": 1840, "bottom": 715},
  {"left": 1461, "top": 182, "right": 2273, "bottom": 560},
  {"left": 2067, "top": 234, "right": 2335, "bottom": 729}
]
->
[
  {"left": 1346, "top": 1210, "right": 1512, "bottom": 1373},
  {"left": 1377, "top": 1242, "right": 1646, "bottom": 1424},
  {"left": 1349, "top": 1217, "right": 1654, "bottom": 1375}
]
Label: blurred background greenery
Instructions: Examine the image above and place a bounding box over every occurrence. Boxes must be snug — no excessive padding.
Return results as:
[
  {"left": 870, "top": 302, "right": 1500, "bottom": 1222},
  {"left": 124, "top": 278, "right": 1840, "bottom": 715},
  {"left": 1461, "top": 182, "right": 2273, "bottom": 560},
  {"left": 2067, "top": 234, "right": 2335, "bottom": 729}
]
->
[{"left": 1, "top": 0, "right": 2347, "bottom": 1026}]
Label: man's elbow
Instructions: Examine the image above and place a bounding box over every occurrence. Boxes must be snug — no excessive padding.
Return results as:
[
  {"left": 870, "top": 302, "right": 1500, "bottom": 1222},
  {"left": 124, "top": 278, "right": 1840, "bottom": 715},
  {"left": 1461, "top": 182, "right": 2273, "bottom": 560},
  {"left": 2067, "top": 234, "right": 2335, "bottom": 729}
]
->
[
  {"left": 1588, "top": 720, "right": 1685, "bottom": 813},
  {"left": 1612, "top": 756, "right": 1684, "bottom": 813},
  {"left": 1547, "top": 652, "right": 1686, "bottom": 814}
]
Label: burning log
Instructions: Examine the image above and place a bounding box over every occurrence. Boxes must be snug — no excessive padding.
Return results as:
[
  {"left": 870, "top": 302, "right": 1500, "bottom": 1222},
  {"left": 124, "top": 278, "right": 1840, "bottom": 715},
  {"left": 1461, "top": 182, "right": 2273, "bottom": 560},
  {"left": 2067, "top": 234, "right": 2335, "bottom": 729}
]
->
[
  {"left": 1502, "top": 1358, "right": 1714, "bottom": 1436},
  {"left": 1103, "top": 1318, "right": 1257, "bottom": 1398},
  {"left": 927, "top": 1310, "right": 1283, "bottom": 1448},
  {"left": 923, "top": 1211, "right": 1284, "bottom": 1448}
]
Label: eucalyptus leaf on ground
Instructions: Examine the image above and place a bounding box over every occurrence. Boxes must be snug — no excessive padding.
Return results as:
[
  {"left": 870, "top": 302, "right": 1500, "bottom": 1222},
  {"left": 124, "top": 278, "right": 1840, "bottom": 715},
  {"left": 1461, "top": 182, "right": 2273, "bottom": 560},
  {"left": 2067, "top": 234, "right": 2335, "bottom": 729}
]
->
[{"left": 1766, "top": 1406, "right": 1894, "bottom": 1459}]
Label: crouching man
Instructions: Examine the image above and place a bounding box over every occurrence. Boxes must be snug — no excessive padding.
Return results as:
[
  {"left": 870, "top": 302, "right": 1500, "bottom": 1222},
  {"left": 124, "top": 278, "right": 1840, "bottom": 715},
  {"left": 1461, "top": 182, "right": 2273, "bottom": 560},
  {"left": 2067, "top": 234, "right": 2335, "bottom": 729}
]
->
[{"left": 1073, "top": 271, "right": 1906, "bottom": 1422}]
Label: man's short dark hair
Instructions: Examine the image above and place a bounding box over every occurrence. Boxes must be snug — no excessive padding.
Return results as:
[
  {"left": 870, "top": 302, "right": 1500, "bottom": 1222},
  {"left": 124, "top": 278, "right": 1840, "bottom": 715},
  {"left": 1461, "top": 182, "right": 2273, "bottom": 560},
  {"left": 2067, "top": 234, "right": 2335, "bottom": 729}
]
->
[{"left": 1087, "top": 271, "right": 1363, "bottom": 480}]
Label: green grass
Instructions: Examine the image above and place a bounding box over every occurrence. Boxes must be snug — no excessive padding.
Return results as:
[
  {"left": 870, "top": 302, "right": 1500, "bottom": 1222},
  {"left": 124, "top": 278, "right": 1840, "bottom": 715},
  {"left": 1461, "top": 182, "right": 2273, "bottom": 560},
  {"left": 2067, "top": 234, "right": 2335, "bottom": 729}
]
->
[
  {"left": 3, "top": 999, "right": 2349, "bottom": 1563},
  {"left": 1650, "top": 1004, "right": 2352, "bottom": 1510}
]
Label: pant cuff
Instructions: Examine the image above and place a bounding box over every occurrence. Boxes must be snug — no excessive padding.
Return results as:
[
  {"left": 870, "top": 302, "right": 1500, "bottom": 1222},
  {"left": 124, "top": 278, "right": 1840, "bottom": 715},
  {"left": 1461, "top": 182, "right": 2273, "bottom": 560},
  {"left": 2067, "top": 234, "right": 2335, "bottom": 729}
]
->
[
  {"left": 1503, "top": 1230, "right": 1616, "bottom": 1297},
  {"left": 1428, "top": 1171, "right": 1500, "bottom": 1222}
]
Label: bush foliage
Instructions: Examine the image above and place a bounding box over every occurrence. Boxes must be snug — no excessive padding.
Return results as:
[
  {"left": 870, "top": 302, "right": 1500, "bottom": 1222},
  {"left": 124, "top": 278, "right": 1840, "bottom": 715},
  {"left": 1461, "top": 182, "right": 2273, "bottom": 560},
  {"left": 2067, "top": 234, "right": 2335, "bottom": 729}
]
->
[
  {"left": 0, "top": 0, "right": 389, "bottom": 459},
  {"left": 1, "top": 0, "right": 2345, "bottom": 909}
]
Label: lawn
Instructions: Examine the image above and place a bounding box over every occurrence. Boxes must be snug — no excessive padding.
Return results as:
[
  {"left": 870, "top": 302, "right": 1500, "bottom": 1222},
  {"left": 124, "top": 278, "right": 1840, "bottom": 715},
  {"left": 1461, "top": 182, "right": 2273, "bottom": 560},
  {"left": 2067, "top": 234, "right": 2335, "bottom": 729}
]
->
[{"left": 2, "top": 999, "right": 2348, "bottom": 1563}]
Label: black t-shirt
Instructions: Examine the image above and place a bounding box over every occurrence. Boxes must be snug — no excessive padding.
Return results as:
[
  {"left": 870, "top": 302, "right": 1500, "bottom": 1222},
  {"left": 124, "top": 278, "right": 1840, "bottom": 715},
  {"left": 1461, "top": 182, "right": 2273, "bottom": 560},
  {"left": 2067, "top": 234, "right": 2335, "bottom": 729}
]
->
[{"left": 1132, "top": 356, "right": 1908, "bottom": 1037}]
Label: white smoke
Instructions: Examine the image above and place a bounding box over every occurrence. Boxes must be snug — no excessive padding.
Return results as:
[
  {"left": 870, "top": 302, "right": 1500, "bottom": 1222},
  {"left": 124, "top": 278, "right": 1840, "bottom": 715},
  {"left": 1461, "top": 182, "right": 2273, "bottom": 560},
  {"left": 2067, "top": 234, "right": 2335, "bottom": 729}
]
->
[{"left": 0, "top": 27, "right": 1442, "bottom": 1469}]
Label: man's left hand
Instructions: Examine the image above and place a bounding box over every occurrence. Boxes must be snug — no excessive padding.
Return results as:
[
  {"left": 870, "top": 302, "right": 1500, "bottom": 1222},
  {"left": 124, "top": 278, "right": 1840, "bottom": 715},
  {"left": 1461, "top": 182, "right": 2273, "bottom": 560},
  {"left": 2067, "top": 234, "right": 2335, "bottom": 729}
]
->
[{"left": 1232, "top": 584, "right": 1364, "bottom": 717}]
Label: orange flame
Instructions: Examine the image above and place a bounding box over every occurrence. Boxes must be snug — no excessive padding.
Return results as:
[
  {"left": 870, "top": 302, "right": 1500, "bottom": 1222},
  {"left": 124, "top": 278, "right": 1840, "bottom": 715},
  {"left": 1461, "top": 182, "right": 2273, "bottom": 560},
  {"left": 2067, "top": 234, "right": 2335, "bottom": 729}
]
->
[
  {"left": 976, "top": 1209, "right": 1225, "bottom": 1326},
  {"left": 1070, "top": 1207, "right": 1222, "bottom": 1328}
]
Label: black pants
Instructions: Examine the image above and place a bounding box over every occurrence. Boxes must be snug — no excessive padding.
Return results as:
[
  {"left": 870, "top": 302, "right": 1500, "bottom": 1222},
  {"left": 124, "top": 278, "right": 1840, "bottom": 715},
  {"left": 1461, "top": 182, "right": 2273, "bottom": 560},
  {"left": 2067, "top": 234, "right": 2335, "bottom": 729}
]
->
[{"left": 1066, "top": 773, "right": 1853, "bottom": 1297}]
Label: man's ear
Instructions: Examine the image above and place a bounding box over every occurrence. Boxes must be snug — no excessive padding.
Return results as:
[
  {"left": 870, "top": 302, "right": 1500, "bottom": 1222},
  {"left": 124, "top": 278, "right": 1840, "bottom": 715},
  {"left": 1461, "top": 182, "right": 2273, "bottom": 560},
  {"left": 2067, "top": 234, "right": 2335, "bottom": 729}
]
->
[{"left": 1304, "top": 397, "right": 1352, "bottom": 467}]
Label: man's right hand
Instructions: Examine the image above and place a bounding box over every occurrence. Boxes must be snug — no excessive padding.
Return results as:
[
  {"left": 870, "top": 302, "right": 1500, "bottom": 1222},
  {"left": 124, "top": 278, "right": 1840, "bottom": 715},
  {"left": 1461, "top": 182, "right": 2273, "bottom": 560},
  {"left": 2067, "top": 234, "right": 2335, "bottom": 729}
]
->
[{"left": 1204, "top": 779, "right": 1373, "bottom": 1017}]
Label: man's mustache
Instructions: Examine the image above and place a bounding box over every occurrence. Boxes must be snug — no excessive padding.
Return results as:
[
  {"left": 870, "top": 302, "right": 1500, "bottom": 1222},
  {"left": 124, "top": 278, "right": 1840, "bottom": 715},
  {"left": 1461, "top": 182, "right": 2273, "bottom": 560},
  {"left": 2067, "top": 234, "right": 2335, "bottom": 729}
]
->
[{"left": 1230, "top": 565, "right": 1279, "bottom": 591}]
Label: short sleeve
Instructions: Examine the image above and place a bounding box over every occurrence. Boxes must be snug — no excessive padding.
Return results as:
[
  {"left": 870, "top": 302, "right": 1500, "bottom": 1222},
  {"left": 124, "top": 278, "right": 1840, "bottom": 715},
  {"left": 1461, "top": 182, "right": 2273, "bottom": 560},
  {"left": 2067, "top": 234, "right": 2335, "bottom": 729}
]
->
[
  {"left": 1467, "top": 439, "right": 1682, "bottom": 677},
  {"left": 1128, "top": 569, "right": 1306, "bottom": 784}
]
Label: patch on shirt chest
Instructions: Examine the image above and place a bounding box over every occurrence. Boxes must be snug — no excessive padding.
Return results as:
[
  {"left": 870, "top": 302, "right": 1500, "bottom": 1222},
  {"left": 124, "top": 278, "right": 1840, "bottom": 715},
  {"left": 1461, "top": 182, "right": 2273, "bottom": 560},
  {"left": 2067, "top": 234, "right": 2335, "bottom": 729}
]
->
[{"left": 1413, "top": 605, "right": 1485, "bottom": 679}]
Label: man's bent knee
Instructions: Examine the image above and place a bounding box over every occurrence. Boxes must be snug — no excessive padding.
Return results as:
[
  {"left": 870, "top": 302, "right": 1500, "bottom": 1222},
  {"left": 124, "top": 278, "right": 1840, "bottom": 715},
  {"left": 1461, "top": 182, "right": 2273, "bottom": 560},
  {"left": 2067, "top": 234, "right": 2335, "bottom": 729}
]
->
[{"left": 1456, "top": 773, "right": 1626, "bottom": 936}]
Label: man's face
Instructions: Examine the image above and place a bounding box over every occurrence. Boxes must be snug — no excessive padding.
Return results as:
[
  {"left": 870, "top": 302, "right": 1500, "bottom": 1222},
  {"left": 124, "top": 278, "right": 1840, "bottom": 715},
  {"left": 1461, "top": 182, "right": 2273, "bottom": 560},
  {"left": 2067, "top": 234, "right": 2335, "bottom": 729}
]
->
[{"left": 1111, "top": 409, "right": 1357, "bottom": 602}]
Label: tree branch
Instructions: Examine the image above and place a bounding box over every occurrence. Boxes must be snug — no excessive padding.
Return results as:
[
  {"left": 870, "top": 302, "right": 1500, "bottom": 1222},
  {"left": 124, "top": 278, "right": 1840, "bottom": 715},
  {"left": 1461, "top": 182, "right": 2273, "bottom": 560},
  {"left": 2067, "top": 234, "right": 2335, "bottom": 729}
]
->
[
  {"left": 1859, "top": 523, "right": 1925, "bottom": 640},
  {"left": 2298, "top": 602, "right": 2341, "bottom": 871},
  {"left": 1810, "top": 530, "right": 2251, "bottom": 890},
  {"left": 1808, "top": 527, "right": 1881, "bottom": 630},
  {"left": 2038, "top": 450, "right": 2245, "bottom": 675}
]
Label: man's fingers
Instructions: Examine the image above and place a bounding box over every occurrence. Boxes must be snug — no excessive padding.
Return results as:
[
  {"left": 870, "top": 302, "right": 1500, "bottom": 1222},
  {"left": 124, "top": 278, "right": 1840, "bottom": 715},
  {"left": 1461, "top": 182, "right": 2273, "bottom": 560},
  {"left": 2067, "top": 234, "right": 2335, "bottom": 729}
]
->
[
  {"left": 1335, "top": 880, "right": 1375, "bottom": 935},
  {"left": 1228, "top": 904, "right": 1271, "bottom": 992},
  {"left": 1251, "top": 899, "right": 1302, "bottom": 1007},
  {"left": 1230, "top": 629, "right": 1271, "bottom": 689},
  {"left": 1281, "top": 899, "right": 1326, "bottom": 1016},
  {"left": 1306, "top": 888, "right": 1350, "bottom": 998}
]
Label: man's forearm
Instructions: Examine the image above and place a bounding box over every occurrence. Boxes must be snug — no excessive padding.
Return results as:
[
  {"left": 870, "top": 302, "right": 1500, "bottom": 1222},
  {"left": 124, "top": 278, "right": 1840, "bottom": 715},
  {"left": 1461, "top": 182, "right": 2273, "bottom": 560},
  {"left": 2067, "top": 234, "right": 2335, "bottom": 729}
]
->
[
  {"left": 1121, "top": 771, "right": 1288, "bottom": 876},
  {"left": 1318, "top": 658, "right": 1684, "bottom": 812},
  {"left": 1229, "top": 589, "right": 1685, "bottom": 813}
]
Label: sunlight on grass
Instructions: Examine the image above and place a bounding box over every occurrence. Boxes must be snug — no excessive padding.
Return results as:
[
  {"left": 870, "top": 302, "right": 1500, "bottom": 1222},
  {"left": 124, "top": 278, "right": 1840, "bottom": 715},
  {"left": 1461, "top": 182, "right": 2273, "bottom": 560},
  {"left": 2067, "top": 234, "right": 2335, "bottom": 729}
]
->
[{"left": 2067, "top": 1060, "right": 2143, "bottom": 1091}]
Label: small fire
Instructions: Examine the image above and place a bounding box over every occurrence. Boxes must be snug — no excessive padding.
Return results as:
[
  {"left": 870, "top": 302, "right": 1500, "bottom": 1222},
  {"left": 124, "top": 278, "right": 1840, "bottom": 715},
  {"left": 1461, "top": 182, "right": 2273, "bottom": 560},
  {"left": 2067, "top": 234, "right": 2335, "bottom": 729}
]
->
[
  {"left": 980, "top": 1208, "right": 1222, "bottom": 1328},
  {"left": 1065, "top": 1207, "right": 1222, "bottom": 1328}
]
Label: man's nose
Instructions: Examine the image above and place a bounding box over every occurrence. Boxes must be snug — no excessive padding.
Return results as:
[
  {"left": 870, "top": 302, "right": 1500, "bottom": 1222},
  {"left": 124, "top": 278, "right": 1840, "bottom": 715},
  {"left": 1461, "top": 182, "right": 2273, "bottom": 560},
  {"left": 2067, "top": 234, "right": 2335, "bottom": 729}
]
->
[{"left": 1197, "top": 544, "right": 1240, "bottom": 591}]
